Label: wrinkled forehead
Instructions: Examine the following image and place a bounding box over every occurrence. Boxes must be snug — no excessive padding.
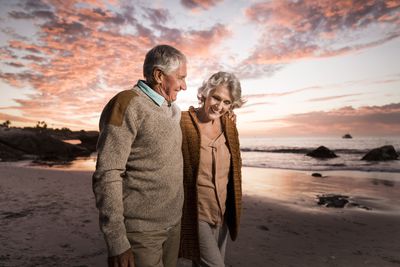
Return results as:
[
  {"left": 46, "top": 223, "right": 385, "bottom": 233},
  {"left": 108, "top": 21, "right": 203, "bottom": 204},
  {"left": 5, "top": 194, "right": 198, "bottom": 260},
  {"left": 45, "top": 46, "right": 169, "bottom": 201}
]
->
[{"left": 209, "top": 85, "right": 233, "bottom": 99}]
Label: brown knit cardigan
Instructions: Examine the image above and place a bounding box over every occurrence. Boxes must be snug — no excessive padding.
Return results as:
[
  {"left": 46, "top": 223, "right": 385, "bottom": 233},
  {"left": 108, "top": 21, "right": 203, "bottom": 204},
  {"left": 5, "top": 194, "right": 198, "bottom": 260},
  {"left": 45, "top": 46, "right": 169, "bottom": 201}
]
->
[{"left": 179, "top": 107, "right": 242, "bottom": 260}]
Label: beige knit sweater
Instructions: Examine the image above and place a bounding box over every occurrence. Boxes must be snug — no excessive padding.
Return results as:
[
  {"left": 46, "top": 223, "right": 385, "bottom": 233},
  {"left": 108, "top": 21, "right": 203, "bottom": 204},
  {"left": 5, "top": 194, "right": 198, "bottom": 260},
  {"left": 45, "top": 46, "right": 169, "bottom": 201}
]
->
[{"left": 92, "top": 85, "right": 184, "bottom": 256}]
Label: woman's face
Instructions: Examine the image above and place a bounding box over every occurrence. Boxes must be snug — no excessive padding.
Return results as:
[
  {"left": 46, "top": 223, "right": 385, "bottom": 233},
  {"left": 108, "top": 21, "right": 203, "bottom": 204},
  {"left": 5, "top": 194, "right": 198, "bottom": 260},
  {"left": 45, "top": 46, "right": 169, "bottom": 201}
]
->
[{"left": 202, "top": 85, "right": 233, "bottom": 121}]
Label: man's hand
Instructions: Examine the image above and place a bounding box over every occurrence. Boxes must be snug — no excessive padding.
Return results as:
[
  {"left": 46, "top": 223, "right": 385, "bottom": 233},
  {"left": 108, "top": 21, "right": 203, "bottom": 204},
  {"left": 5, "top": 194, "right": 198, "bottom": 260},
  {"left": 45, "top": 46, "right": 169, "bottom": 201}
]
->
[{"left": 108, "top": 248, "right": 135, "bottom": 267}]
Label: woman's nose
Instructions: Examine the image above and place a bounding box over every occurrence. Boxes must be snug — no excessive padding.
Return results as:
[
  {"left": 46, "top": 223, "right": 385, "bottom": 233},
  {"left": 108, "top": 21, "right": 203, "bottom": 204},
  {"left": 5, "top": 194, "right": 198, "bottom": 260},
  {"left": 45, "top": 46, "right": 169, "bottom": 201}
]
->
[{"left": 215, "top": 102, "right": 223, "bottom": 110}]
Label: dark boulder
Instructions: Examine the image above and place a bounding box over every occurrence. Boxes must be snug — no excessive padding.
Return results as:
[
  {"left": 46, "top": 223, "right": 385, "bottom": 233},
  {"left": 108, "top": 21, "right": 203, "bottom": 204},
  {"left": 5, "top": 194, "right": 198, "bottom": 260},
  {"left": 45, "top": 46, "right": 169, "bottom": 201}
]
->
[
  {"left": 311, "top": 173, "right": 323, "bottom": 177},
  {"left": 342, "top": 133, "right": 352, "bottom": 139},
  {"left": 0, "top": 142, "right": 25, "bottom": 161},
  {"left": 0, "top": 129, "right": 90, "bottom": 161},
  {"left": 307, "top": 146, "right": 338, "bottom": 159},
  {"left": 361, "top": 145, "right": 399, "bottom": 161},
  {"left": 78, "top": 132, "right": 99, "bottom": 152}
]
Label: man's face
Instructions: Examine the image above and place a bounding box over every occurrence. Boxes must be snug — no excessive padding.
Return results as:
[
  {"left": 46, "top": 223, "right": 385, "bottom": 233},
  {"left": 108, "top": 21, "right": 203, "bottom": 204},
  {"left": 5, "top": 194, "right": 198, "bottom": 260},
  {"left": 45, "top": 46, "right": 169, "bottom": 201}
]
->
[{"left": 160, "top": 62, "right": 187, "bottom": 102}]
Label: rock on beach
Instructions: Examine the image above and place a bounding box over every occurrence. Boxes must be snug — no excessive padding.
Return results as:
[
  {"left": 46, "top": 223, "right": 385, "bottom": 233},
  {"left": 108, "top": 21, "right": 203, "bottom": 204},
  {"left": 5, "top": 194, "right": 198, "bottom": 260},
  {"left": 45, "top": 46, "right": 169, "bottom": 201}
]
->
[{"left": 307, "top": 146, "right": 338, "bottom": 159}]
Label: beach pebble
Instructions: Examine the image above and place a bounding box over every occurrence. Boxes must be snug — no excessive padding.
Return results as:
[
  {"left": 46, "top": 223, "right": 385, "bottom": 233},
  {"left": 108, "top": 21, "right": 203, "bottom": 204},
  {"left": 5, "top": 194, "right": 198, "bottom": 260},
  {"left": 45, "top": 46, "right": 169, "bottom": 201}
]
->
[{"left": 257, "top": 225, "right": 270, "bottom": 231}]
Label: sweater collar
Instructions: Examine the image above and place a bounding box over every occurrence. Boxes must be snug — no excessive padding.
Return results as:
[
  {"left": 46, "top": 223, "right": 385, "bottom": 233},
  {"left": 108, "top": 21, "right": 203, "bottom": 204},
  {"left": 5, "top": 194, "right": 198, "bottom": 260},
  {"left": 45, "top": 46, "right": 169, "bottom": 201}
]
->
[{"left": 137, "top": 80, "right": 165, "bottom": 107}]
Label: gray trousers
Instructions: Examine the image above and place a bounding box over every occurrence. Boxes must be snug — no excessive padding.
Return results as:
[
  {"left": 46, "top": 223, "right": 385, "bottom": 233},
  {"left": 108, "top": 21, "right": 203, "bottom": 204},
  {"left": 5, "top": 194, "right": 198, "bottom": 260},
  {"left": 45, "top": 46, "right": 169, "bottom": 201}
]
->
[
  {"left": 126, "top": 222, "right": 181, "bottom": 267},
  {"left": 192, "top": 221, "right": 229, "bottom": 267}
]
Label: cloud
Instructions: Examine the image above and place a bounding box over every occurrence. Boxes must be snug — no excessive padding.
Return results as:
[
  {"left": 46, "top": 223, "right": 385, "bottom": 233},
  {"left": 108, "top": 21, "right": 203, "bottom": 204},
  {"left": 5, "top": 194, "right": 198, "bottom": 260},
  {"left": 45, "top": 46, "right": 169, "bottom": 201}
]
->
[
  {"left": 244, "top": 86, "right": 322, "bottom": 99},
  {"left": 0, "top": 47, "right": 18, "bottom": 61},
  {"left": 244, "top": 0, "right": 400, "bottom": 64},
  {"left": 0, "top": 0, "right": 233, "bottom": 130},
  {"left": 9, "top": 10, "right": 55, "bottom": 20},
  {"left": 181, "top": 0, "right": 222, "bottom": 11},
  {"left": 233, "top": 63, "right": 283, "bottom": 80},
  {"left": 152, "top": 23, "right": 230, "bottom": 56},
  {"left": 22, "top": 55, "right": 45, "bottom": 62},
  {"left": 308, "top": 93, "right": 363, "bottom": 102},
  {"left": 258, "top": 103, "right": 400, "bottom": 136},
  {"left": 0, "top": 112, "right": 37, "bottom": 124},
  {"left": 4, "top": 62, "right": 25, "bottom": 68},
  {"left": 143, "top": 7, "right": 170, "bottom": 24}
]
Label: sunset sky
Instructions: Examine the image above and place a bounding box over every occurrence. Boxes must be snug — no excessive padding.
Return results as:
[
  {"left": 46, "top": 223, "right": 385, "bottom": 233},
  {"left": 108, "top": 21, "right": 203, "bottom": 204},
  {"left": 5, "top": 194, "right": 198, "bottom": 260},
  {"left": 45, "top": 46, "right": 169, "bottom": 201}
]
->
[{"left": 0, "top": 0, "right": 399, "bottom": 137}]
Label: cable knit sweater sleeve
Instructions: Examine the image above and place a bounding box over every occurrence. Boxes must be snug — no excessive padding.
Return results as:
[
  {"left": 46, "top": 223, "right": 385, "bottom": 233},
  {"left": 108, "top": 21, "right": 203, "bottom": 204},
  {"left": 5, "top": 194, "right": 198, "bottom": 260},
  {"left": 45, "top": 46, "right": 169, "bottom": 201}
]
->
[{"left": 92, "top": 90, "right": 138, "bottom": 256}]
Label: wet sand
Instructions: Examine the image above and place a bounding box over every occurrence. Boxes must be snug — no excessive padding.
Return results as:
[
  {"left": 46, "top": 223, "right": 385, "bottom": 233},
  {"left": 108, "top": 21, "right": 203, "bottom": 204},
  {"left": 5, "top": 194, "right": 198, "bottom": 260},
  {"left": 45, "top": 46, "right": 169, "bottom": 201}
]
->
[
  {"left": 0, "top": 165, "right": 399, "bottom": 266},
  {"left": 224, "top": 168, "right": 400, "bottom": 267}
]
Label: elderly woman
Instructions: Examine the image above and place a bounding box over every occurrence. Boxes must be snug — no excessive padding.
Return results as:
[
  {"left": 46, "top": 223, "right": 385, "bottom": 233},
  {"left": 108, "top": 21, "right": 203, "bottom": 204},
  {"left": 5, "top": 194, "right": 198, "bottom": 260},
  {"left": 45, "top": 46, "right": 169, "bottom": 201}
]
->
[{"left": 180, "top": 71, "right": 244, "bottom": 267}]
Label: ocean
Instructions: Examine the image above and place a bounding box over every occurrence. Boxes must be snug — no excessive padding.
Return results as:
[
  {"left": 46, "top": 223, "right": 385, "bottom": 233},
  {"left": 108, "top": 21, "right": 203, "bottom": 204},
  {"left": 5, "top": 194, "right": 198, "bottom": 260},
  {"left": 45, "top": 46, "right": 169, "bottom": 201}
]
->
[
  {"left": 10, "top": 136, "right": 400, "bottom": 173},
  {"left": 240, "top": 136, "right": 400, "bottom": 172}
]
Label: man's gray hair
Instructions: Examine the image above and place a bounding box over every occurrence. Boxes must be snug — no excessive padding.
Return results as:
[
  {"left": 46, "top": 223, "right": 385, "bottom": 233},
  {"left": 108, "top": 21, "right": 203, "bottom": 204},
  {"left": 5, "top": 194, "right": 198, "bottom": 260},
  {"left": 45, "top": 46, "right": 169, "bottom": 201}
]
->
[
  {"left": 198, "top": 71, "right": 245, "bottom": 109},
  {"left": 143, "top": 45, "right": 186, "bottom": 85}
]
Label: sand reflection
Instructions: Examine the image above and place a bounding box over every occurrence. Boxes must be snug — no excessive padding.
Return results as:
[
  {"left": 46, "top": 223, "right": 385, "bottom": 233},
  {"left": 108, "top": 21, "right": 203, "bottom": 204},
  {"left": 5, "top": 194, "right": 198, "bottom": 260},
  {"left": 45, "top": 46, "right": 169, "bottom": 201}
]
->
[{"left": 242, "top": 167, "right": 400, "bottom": 214}]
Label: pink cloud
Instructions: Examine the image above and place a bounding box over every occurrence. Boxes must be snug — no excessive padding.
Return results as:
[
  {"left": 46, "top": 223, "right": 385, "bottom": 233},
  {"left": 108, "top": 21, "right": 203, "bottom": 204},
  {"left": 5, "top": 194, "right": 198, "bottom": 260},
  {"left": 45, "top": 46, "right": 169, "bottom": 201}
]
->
[
  {"left": 0, "top": 1, "right": 232, "bottom": 130},
  {"left": 256, "top": 103, "right": 400, "bottom": 136},
  {"left": 308, "top": 93, "right": 363, "bottom": 102},
  {"left": 244, "top": 0, "right": 400, "bottom": 64},
  {"left": 244, "top": 86, "right": 322, "bottom": 100},
  {"left": 0, "top": 112, "right": 37, "bottom": 124}
]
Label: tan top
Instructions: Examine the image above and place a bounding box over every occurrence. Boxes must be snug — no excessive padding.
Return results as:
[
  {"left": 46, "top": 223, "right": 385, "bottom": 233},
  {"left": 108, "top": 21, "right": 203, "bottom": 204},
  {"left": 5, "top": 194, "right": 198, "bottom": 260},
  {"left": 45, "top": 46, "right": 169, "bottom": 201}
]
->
[
  {"left": 180, "top": 107, "right": 243, "bottom": 260},
  {"left": 197, "top": 131, "right": 231, "bottom": 226}
]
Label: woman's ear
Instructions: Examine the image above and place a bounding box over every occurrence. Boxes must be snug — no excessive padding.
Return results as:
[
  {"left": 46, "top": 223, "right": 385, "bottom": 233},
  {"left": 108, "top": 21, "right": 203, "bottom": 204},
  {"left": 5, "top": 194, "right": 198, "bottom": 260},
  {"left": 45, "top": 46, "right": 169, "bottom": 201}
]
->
[{"left": 153, "top": 68, "right": 164, "bottom": 84}]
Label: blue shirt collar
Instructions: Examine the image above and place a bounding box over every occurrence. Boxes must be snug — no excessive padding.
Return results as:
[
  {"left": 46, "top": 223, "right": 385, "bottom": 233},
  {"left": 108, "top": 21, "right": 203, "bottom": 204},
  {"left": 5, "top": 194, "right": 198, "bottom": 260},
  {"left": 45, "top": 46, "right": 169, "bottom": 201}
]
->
[{"left": 137, "top": 80, "right": 165, "bottom": 107}]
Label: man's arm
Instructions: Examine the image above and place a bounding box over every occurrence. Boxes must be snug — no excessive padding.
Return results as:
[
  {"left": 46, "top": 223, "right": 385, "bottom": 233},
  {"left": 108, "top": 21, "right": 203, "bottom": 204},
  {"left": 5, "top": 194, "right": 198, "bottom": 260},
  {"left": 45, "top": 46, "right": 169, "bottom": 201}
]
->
[{"left": 92, "top": 94, "right": 138, "bottom": 257}]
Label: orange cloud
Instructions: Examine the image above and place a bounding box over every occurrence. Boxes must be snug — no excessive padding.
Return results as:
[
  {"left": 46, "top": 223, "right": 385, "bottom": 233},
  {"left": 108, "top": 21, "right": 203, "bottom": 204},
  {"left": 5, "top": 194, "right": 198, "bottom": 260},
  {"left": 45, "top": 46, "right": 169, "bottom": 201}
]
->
[
  {"left": 0, "top": 0, "right": 232, "bottom": 130},
  {"left": 0, "top": 112, "right": 37, "bottom": 124}
]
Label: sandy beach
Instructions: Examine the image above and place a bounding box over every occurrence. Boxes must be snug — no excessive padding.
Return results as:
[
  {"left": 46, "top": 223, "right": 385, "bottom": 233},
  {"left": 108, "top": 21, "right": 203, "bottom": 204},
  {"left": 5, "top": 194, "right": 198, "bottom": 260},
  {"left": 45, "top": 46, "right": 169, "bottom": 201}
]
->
[{"left": 1, "top": 164, "right": 399, "bottom": 267}]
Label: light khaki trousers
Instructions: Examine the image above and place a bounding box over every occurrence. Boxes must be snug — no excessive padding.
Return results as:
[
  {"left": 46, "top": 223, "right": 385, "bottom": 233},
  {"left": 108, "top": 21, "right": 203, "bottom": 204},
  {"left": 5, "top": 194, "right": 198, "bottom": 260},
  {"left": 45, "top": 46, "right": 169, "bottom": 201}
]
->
[
  {"left": 192, "top": 221, "right": 229, "bottom": 267},
  {"left": 126, "top": 222, "right": 181, "bottom": 267}
]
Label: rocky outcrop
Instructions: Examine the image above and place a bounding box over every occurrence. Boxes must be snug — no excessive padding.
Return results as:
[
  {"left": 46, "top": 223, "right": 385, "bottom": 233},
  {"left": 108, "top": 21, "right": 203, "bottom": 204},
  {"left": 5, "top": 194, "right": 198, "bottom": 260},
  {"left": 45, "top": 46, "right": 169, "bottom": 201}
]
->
[
  {"left": 0, "top": 142, "right": 25, "bottom": 161},
  {"left": 342, "top": 134, "right": 352, "bottom": 139},
  {"left": 0, "top": 128, "right": 91, "bottom": 161},
  {"left": 361, "top": 145, "right": 399, "bottom": 161},
  {"left": 77, "top": 132, "right": 99, "bottom": 152},
  {"left": 306, "top": 146, "right": 338, "bottom": 159},
  {"left": 317, "top": 194, "right": 349, "bottom": 208},
  {"left": 317, "top": 194, "right": 371, "bottom": 210}
]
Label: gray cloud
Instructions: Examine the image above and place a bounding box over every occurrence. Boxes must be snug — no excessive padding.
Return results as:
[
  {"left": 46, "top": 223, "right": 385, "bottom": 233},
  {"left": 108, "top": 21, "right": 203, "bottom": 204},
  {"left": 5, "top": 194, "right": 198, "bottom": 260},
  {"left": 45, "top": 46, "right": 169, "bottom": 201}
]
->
[{"left": 181, "top": 0, "right": 222, "bottom": 10}]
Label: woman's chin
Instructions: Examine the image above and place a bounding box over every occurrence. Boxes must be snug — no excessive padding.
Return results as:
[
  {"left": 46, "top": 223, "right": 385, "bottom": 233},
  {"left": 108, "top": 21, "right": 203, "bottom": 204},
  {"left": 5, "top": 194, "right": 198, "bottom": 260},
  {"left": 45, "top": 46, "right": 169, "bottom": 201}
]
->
[{"left": 208, "top": 113, "right": 223, "bottom": 121}]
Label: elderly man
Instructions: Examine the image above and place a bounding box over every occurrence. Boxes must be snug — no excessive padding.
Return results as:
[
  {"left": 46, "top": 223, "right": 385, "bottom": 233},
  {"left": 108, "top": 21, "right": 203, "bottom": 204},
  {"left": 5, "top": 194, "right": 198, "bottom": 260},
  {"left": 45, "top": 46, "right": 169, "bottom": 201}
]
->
[{"left": 93, "top": 44, "right": 187, "bottom": 267}]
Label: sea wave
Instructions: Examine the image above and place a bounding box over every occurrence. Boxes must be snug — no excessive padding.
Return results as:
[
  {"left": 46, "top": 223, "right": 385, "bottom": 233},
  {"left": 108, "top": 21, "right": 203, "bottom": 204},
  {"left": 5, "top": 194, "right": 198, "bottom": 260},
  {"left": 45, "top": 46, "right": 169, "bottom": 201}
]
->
[
  {"left": 240, "top": 147, "right": 378, "bottom": 155},
  {"left": 241, "top": 162, "right": 400, "bottom": 173}
]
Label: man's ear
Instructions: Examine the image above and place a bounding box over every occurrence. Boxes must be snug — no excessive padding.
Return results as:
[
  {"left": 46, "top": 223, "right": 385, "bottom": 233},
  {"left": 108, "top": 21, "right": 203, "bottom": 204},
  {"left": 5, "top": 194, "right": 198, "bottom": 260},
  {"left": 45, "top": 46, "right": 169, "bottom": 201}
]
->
[{"left": 153, "top": 68, "right": 164, "bottom": 84}]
